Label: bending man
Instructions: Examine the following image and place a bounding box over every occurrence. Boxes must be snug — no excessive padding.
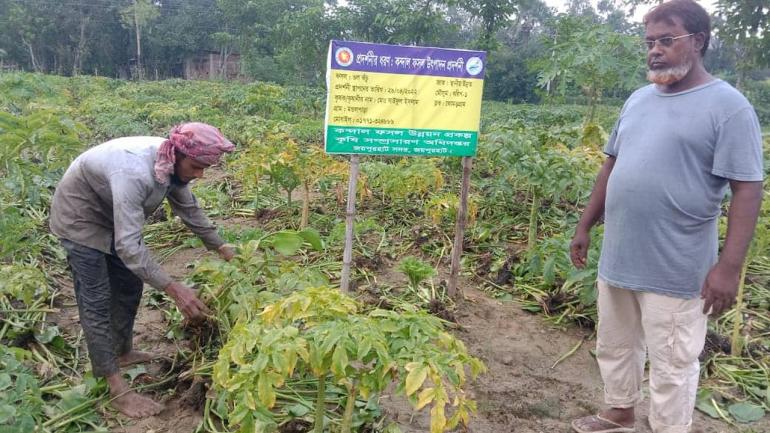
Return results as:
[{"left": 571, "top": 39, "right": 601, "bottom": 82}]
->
[{"left": 50, "top": 122, "right": 236, "bottom": 418}]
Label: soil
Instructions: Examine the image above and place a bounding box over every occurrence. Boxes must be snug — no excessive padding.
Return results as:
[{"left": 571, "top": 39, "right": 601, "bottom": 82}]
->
[{"left": 51, "top": 235, "right": 769, "bottom": 433}]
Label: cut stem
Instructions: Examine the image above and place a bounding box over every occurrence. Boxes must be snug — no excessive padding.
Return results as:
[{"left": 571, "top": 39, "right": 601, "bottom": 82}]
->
[
  {"left": 730, "top": 261, "right": 749, "bottom": 356},
  {"left": 340, "top": 382, "right": 357, "bottom": 433},
  {"left": 313, "top": 374, "right": 326, "bottom": 433},
  {"left": 528, "top": 189, "right": 540, "bottom": 250},
  {"left": 301, "top": 180, "right": 310, "bottom": 229}
]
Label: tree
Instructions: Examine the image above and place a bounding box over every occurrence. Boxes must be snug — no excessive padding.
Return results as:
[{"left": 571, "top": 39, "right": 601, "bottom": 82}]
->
[
  {"left": 336, "top": 0, "right": 458, "bottom": 46},
  {"left": 459, "top": 0, "right": 517, "bottom": 52},
  {"left": 211, "top": 32, "right": 237, "bottom": 79},
  {"left": 276, "top": 4, "right": 344, "bottom": 84},
  {"left": 532, "top": 15, "right": 644, "bottom": 123},
  {"left": 482, "top": 0, "right": 552, "bottom": 102},
  {"left": 139, "top": 0, "right": 228, "bottom": 79},
  {"left": 217, "top": 0, "right": 326, "bottom": 82},
  {"left": 120, "top": 0, "right": 161, "bottom": 79},
  {"left": 714, "top": 0, "right": 770, "bottom": 89}
]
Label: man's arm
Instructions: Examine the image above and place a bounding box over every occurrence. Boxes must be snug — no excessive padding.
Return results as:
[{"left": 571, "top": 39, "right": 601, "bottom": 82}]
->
[
  {"left": 570, "top": 156, "right": 616, "bottom": 269},
  {"left": 701, "top": 180, "right": 763, "bottom": 316},
  {"left": 166, "top": 185, "right": 233, "bottom": 260},
  {"left": 110, "top": 173, "right": 210, "bottom": 320}
]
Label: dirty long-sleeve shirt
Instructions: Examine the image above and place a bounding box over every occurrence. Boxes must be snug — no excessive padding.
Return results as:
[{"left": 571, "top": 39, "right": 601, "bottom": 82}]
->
[{"left": 50, "top": 137, "right": 225, "bottom": 290}]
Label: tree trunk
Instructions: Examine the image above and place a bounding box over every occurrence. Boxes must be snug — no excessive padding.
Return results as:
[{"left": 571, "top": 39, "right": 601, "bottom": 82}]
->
[
  {"left": 736, "top": 69, "right": 745, "bottom": 92},
  {"left": 73, "top": 16, "right": 89, "bottom": 76},
  {"left": 21, "top": 36, "right": 40, "bottom": 72},
  {"left": 219, "top": 46, "right": 226, "bottom": 79},
  {"left": 134, "top": 0, "right": 143, "bottom": 79}
]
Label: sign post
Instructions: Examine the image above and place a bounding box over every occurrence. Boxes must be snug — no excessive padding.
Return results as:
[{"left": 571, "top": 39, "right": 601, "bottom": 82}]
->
[
  {"left": 340, "top": 155, "right": 359, "bottom": 293},
  {"left": 448, "top": 156, "right": 473, "bottom": 297},
  {"left": 324, "top": 40, "right": 486, "bottom": 294}
]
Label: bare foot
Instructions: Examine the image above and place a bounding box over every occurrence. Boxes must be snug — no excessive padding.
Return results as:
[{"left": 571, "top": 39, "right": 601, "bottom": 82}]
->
[
  {"left": 110, "top": 390, "right": 164, "bottom": 418},
  {"left": 118, "top": 350, "right": 158, "bottom": 367}
]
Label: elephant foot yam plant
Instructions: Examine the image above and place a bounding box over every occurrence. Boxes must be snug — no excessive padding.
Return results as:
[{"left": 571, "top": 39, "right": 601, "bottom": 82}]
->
[{"left": 213, "top": 286, "right": 485, "bottom": 433}]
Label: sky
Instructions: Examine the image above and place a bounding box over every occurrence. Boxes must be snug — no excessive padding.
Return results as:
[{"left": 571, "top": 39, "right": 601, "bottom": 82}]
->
[{"left": 543, "top": 0, "right": 717, "bottom": 21}]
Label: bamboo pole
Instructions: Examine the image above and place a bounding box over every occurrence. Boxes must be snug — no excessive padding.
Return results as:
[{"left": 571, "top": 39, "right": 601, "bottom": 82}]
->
[
  {"left": 448, "top": 157, "right": 473, "bottom": 297},
  {"left": 340, "top": 155, "right": 360, "bottom": 293}
]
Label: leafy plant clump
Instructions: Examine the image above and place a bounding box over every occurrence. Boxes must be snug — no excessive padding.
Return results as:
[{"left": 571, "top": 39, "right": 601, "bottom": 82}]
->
[{"left": 213, "top": 286, "right": 485, "bottom": 433}]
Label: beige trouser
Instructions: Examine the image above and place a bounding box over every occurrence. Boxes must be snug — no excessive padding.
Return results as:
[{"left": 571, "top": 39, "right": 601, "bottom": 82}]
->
[{"left": 596, "top": 279, "right": 708, "bottom": 433}]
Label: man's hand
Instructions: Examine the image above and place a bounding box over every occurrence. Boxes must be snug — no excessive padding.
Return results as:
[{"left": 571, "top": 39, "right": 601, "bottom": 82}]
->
[
  {"left": 217, "top": 245, "right": 235, "bottom": 262},
  {"left": 570, "top": 228, "right": 591, "bottom": 269},
  {"left": 165, "top": 281, "right": 211, "bottom": 321},
  {"left": 701, "top": 262, "right": 741, "bottom": 316}
]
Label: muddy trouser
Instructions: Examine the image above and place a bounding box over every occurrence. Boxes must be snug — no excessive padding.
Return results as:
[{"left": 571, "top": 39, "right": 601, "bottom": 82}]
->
[
  {"left": 61, "top": 239, "right": 144, "bottom": 378},
  {"left": 596, "top": 279, "right": 708, "bottom": 433}
]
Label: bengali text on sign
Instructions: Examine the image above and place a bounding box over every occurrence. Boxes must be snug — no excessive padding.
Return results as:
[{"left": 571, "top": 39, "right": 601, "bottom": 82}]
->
[{"left": 324, "top": 40, "right": 485, "bottom": 157}]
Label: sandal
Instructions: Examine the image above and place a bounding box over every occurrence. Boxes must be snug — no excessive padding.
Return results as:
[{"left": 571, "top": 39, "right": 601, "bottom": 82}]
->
[{"left": 572, "top": 414, "right": 635, "bottom": 433}]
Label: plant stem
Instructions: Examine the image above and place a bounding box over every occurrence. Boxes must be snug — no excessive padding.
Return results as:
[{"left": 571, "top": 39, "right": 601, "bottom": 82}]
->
[
  {"left": 287, "top": 187, "right": 294, "bottom": 208},
  {"left": 42, "top": 396, "right": 102, "bottom": 427},
  {"left": 528, "top": 189, "right": 540, "bottom": 250},
  {"left": 301, "top": 180, "right": 310, "bottom": 229},
  {"left": 313, "top": 374, "right": 326, "bottom": 433},
  {"left": 730, "top": 261, "right": 749, "bottom": 356},
  {"left": 551, "top": 338, "right": 583, "bottom": 369},
  {"left": 340, "top": 382, "right": 357, "bottom": 433},
  {"left": 0, "top": 308, "right": 57, "bottom": 313}
]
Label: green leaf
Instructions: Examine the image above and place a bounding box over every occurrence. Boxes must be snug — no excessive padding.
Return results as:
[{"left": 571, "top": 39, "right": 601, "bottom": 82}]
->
[
  {"left": 331, "top": 345, "right": 349, "bottom": 377},
  {"left": 35, "top": 325, "right": 60, "bottom": 344},
  {"left": 694, "top": 389, "right": 720, "bottom": 419},
  {"left": 257, "top": 373, "right": 276, "bottom": 408},
  {"left": 271, "top": 352, "right": 289, "bottom": 374},
  {"left": 404, "top": 364, "right": 428, "bottom": 396},
  {"left": 0, "top": 373, "right": 11, "bottom": 391},
  {"left": 356, "top": 338, "right": 372, "bottom": 360},
  {"left": 230, "top": 401, "right": 250, "bottom": 425},
  {"left": 0, "top": 403, "right": 16, "bottom": 424},
  {"left": 270, "top": 232, "right": 303, "bottom": 256},
  {"left": 288, "top": 403, "right": 310, "bottom": 417},
  {"left": 579, "top": 284, "right": 598, "bottom": 306},
  {"left": 728, "top": 402, "right": 765, "bottom": 423},
  {"left": 415, "top": 387, "right": 436, "bottom": 410},
  {"left": 298, "top": 228, "right": 323, "bottom": 251},
  {"left": 382, "top": 422, "right": 404, "bottom": 433},
  {"left": 125, "top": 365, "right": 148, "bottom": 382},
  {"left": 542, "top": 257, "right": 556, "bottom": 286}
]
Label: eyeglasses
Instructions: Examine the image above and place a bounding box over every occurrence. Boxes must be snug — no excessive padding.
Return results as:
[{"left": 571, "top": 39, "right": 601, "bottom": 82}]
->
[{"left": 643, "top": 33, "right": 694, "bottom": 50}]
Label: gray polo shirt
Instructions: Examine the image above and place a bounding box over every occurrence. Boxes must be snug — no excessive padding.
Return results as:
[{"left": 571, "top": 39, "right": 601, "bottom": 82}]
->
[
  {"left": 50, "top": 137, "right": 225, "bottom": 290},
  {"left": 599, "top": 80, "right": 764, "bottom": 298}
]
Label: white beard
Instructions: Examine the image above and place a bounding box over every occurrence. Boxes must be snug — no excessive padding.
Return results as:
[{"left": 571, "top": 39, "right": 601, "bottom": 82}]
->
[{"left": 647, "top": 60, "right": 693, "bottom": 86}]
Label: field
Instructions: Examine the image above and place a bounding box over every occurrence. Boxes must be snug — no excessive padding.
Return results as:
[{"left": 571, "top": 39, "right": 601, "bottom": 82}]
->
[{"left": 1, "top": 72, "right": 769, "bottom": 432}]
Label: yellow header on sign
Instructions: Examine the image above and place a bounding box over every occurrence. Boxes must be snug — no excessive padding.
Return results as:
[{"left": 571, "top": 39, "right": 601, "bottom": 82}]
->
[{"left": 328, "top": 70, "right": 483, "bottom": 131}]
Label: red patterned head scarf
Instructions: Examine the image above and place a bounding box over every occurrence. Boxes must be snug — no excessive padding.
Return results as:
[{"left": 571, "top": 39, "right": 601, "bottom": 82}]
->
[{"left": 154, "top": 122, "right": 235, "bottom": 184}]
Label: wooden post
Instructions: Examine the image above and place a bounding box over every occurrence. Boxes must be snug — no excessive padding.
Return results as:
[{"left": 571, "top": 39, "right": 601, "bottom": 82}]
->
[
  {"left": 448, "top": 156, "right": 473, "bottom": 298},
  {"left": 340, "top": 155, "right": 360, "bottom": 293}
]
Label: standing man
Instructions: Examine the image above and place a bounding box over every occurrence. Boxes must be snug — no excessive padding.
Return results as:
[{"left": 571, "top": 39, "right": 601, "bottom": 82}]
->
[
  {"left": 51, "top": 122, "right": 236, "bottom": 418},
  {"left": 569, "top": 1, "right": 764, "bottom": 432}
]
